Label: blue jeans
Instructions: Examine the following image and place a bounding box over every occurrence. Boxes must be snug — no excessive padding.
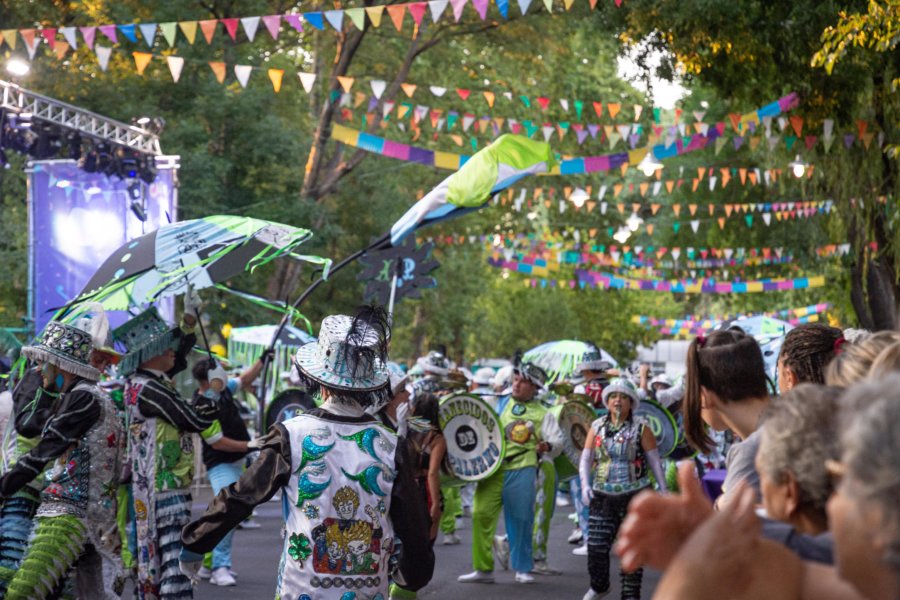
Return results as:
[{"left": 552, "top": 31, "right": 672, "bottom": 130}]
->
[{"left": 207, "top": 460, "right": 244, "bottom": 569}]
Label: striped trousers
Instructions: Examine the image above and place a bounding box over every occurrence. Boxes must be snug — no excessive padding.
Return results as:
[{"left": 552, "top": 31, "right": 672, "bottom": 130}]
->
[
  {"left": 0, "top": 489, "right": 41, "bottom": 595},
  {"left": 587, "top": 491, "right": 642, "bottom": 599}
]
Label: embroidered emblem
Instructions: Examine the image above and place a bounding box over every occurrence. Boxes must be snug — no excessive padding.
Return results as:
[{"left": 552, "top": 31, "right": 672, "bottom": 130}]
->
[
  {"left": 295, "top": 429, "right": 336, "bottom": 507},
  {"left": 377, "top": 499, "right": 386, "bottom": 515},
  {"left": 312, "top": 487, "right": 384, "bottom": 575},
  {"left": 505, "top": 419, "right": 534, "bottom": 444},
  {"left": 304, "top": 503, "right": 321, "bottom": 519},
  {"left": 511, "top": 402, "right": 526, "bottom": 416},
  {"left": 340, "top": 462, "right": 395, "bottom": 497},
  {"left": 288, "top": 532, "right": 312, "bottom": 565},
  {"left": 340, "top": 428, "right": 395, "bottom": 461}
]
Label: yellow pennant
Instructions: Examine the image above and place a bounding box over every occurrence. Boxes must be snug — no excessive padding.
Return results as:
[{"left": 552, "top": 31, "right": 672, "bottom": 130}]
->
[
  {"left": 365, "top": 5, "right": 385, "bottom": 27},
  {"left": 179, "top": 21, "right": 198, "bottom": 44},
  {"left": 268, "top": 69, "right": 284, "bottom": 93},
  {"left": 133, "top": 52, "right": 153, "bottom": 76},
  {"left": 2, "top": 30, "right": 16, "bottom": 49},
  {"left": 483, "top": 91, "right": 495, "bottom": 107},
  {"left": 336, "top": 76, "right": 354, "bottom": 93}
]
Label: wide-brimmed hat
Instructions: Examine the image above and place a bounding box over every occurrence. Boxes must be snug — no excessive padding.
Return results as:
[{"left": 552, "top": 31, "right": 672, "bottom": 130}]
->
[
  {"left": 577, "top": 359, "right": 613, "bottom": 373},
  {"left": 473, "top": 367, "right": 495, "bottom": 386},
  {"left": 293, "top": 307, "right": 391, "bottom": 402},
  {"left": 416, "top": 350, "right": 452, "bottom": 376},
  {"left": 601, "top": 377, "right": 640, "bottom": 410},
  {"left": 22, "top": 321, "right": 101, "bottom": 381},
  {"left": 72, "top": 303, "right": 121, "bottom": 365},
  {"left": 112, "top": 307, "right": 182, "bottom": 377},
  {"left": 513, "top": 361, "right": 549, "bottom": 390},
  {"left": 650, "top": 373, "right": 672, "bottom": 389}
]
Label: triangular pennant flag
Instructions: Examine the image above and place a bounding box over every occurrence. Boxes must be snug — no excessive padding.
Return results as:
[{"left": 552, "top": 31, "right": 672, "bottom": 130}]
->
[
  {"left": 283, "top": 14, "right": 304, "bottom": 31},
  {"left": 345, "top": 8, "right": 366, "bottom": 29},
  {"left": 386, "top": 5, "right": 406, "bottom": 30},
  {"left": 80, "top": 26, "right": 96, "bottom": 49},
  {"left": 370, "top": 80, "right": 387, "bottom": 99},
  {"left": 199, "top": 19, "right": 217, "bottom": 43},
  {"left": 98, "top": 25, "right": 117, "bottom": 43},
  {"left": 138, "top": 23, "right": 157, "bottom": 47},
  {"left": 517, "top": 0, "right": 533, "bottom": 14},
  {"left": 159, "top": 22, "right": 177, "bottom": 46},
  {"left": 231, "top": 65, "right": 251, "bottom": 87},
  {"left": 209, "top": 61, "right": 226, "bottom": 83},
  {"left": 268, "top": 68, "right": 284, "bottom": 93},
  {"left": 409, "top": 2, "right": 428, "bottom": 25},
  {"left": 745, "top": 215, "right": 753, "bottom": 228},
  {"left": 53, "top": 40, "right": 69, "bottom": 59},
  {"left": 179, "top": 21, "right": 198, "bottom": 44},
  {"left": 429, "top": 0, "right": 450, "bottom": 21},
  {"left": 482, "top": 91, "right": 495, "bottom": 107},
  {"left": 789, "top": 115, "right": 804, "bottom": 137},
  {"left": 262, "top": 15, "right": 281, "bottom": 38},
  {"left": 762, "top": 213, "right": 772, "bottom": 226},
  {"left": 401, "top": 83, "right": 417, "bottom": 97},
  {"left": 542, "top": 0, "right": 553, "bottom": 12},
  {"left": 166, "top": 56, "right": 184, "bottom": 82},
  {"left": 690, "top": 220, "right": 700, "bottom": 233},
  {"left": 430, "top": 86, "right": 446, "bottom": 96},
  {"left": 472, "top": 0, "right": 490, "bottom": 19},
  {"left": 298, "top": 72, "right": 316, "bottom": 93},
  {"left": 607, "top": 103, "right": 621, "bottom": 118},
  {"left": 95, "top": 45, "right": 112, "bottom": 72},
  {"left": 456, "top": 88, "right": 471, "bottom": 101},
  {"left": 133, "top": 51, "right": 153, "bottom": 76},
  {"left": 241, "top": 16, "right": 260, "bottom": 41},
  {"left": 59, "top": 26, "right": 78, "bottom": 49},
  {"left": 2, "top": 29, "right": 17, "bottom": 50},
  {"left": 366, "top": 6, "right": 385, "bottom": 27},
  {"left": 119, "top": 23, "right": 138, "bottom": 43},
  {"left": 336, "top": 76, "right": 355, "bottom": 93},
  {"left": 718, "top": 217, "right": 726, "bottom": 230},
  {"left": 450, "top": 0, "right": 468, "bottom": 21},
  {"left": 304, "top": 12, "right": 325, "bottom": 30},
  {"left": 20, "top": 29, "right": 39, "bottom": 58},
  {"left": 40, "top": 28, "right": 57, "bottom": 50},
  {"left": 220, "top": 18, "right": 239, "bottom": 40},
  {"left": 856, "top": 121, "right": 869, "bottom": 140},
  {"left": 324, "top": 10, "right": 345, "bottom": 31}
]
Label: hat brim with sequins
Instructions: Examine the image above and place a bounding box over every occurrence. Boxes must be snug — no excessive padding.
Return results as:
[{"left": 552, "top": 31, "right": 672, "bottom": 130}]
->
[
  {"left": 601, "top": 377, "right": 640, "bottom": 410},
  {"left": 22, "top": 321, "right": 101, "bottom": 381},
  {"left": 292, "top": 308, "right": 391, "bottom": 404},
  {"left": 111, "top": 307, "right": 182, "bottom": 377}
]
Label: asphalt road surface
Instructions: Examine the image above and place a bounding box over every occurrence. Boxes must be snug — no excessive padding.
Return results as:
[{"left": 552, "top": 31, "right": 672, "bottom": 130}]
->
[{"left": 126, "top": 488, "right": 660, "bottom": 599}]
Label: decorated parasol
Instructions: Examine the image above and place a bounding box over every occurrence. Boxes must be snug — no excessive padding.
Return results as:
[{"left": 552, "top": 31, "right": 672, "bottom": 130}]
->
[
  {"left": 523, "top": 340, "right": 618, "bottom": 384},
  {"left": 228, "top": 325, "right": 316, "bottom": 408}
]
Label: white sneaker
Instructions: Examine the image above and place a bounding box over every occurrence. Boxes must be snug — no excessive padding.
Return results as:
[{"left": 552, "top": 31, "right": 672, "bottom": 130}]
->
[
  {"left": 442, "top": 532, "right": 461, "bottom": 545},
  {"left": 492, "top": 535, "right": 510, "bottom": 570},
  {"left": 238, "top": 519, "right": 261, "bottom": 530},
  {"left": 457, "top": 570, "right": 494, "bottom": 583},
  {"left": 555, "top": 494, "right": 571, "bottom": 507},
  {"left": 210, "top": 567, "right": 237, "bottom": 586},
  {"left": 567, "top": 528, "right": 584, "bottom": 544},
  {"left": 572, "top": 543, "right": 588, "bottom": 556},
  {"left": 531, "top": 560, "right": 562, "bottom": 575},
  {"left": 582, "top": 587, "right": 610, "bottom": 600},
  {"left": 515, "top": 571, "right": 535, "bottom": 584},
  {"left": 197, "top": 566, "right": 212, "bottom": 580}
]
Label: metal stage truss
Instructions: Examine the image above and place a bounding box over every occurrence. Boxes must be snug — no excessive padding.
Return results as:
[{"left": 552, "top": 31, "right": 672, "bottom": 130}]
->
[{"left": 0, "top": 79, "right": 161, "bottom": 155}]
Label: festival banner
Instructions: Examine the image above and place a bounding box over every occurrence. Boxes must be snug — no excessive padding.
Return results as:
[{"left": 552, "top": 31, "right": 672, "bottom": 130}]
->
[{"left": 572, "top": 269, "right": 825, "bottom": 294}]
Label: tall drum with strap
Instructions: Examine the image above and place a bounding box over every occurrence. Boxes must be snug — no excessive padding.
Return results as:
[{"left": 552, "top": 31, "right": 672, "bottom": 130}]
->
[
  {"left": 438, "top": 393, "right": 506, "bottom": 487},
  {"left": 634, "top": 398, "right": 679, "bottom": 458},
  {"left": 549, "top": 400, "right": 596, "bottom": 480}
]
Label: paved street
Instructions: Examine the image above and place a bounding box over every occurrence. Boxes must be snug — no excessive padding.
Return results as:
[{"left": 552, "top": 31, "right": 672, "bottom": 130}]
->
[{"left": 149, "top": 487, "right": 660, "bottom": 599}]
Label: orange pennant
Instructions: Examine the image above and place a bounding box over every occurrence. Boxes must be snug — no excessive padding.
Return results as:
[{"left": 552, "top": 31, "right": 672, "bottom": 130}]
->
[
  {"left": 386, "top": 5, "right": 406, "bottom": 31},
  {"left": 720, "top": 168, "right": 731, "bottom": 188},
  {"left": 483, "top": 91, "right": 495, "bottom": 107},
  {"left": 616, "top": 203, "right": 625, "bottom": 214},
  {"left": 607, "top": 103, "right": 621, "bottom": 119},
  {"left": 739, "top": 168, "right": 747, "bottom": 184},
  {"left": 725, "top": 204, "right": 734, "bottom": 217},
  {"left": 673, "top": 204, "right": 681, "bottom": 217},
  {"left": 199, "top": 19, "right": 218, "bottom": 43},
  {"left": 708, "top": 204, "right": 715, "bottom": 216},
  {"left": 208, "top": 61, "right": 226, "bottom": 83},
  {"left": 691, "top": 178, "right": 700, "bottom": 192},
  {"left": 718, "top": 217, "right": 726, "bottom": 230},
  {"left": 646, "top": 224, "right": 655, "bottom": 236},
  {"left": 268, "top": 69, "right": 284, "bottom": 92},
  {"left": 586, "top": 201, "right": 596, "bottom": 212},
  {"left": 856, "top": 120, "right": 868, "bottom": 139},
  {"left": 789, "top": 115, "right": 804, "bottom": 137},
  {"left": 697, "top": 167, "right": 705, "bottom": 180},
  {"left": 133, "top": 52, "right": 153, "bottom": 75},
  {"left": 336, "top": 76, "right": 354, "bottom": 92},
  {"left": 688, "top": 204, "right": 697, "bottom": 216},
  {"left": 619, "top": 163, "right": 628, "bottom": 177},
  {"left": 54, "top": 40, "right": 70, "bottom": 59},
  {"left": 613, "top": 184, "right": 623, "bottom": 198},
  {"left": 748, "top": 171, "right": 758, "bottom": 185},
  {"left": 665, "top": 180, "right": 674, "bottom": 193},
  {"left": 651, "top": 203, "right": 661, "bottom": 215},
  {"left": 401, "top": 83, "right": 417, "bottom": 97},
  {"left": 639, "top": 182, "right": 649, "bottom": 196}
]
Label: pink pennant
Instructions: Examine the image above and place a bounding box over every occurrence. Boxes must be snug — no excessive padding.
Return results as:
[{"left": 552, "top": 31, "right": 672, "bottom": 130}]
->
[
  {"left": 221, "top": 18, "right": 239, "bottom": 40},
  {"left": 40, "top": 28, "right": 57, "bottom": 50},
  {"left": 471, "top": 0, "right": 490, "bottom": 19},
  {"left": 99, "top": 24, "right": 117, "bottom": 44},
  {"left": 450, "top": 0, "right": 468, "bottom": 21},
  {"left": 456, "top": 88, "right": 470, "bottom": 101},
  {"left": 283, "top": 14, "right": 304, "bottom": 32},
  {"left": 262, "top": 15, "right": 281, "bottom": 39},
  {"left": 408, "top": 2, "right": 428, "bottom": 25},
  {"left": 79, "top": 26, "right": 97, "bottom": 49}
]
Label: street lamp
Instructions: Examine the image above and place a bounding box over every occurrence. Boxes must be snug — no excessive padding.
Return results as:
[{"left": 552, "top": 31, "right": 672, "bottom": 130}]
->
[
  {"left": 569, "top": 187, "right": 589, "bottom": 208},
  {"left": 613, "top": 226, "right": 631, "bottom": 244},
  {"left": 626, "top": 211, "right": 644, "bottom": 232},
  {"left": 6, "top": 59, "right": 30, "bottom": 77},
  {"left": 638, "top": 153, "right": 664, "bottom": 177},
  {"left": 789, "top": 154, "right": 807, "bottom": 178}
]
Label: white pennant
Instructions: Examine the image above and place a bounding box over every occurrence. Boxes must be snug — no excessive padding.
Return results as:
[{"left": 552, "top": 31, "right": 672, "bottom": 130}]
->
[
  {"left": 692, "top": 110, "right": 706, "bottom": 123},
  {"left": 241, "top": 16, "right": 261, "bottom": 41},
  {"left": 559, "top": 200, "right": 566, "bottom": 214},
  {"left": 429, "top": 86, "right": 446, "bottom": 97},
  {"left": 382, "top": 101, "right": 395, "bottom": 117},
  {"left": 652, "top": 181, "right": 662, "bottom": 196},
  {"left": 95, "top": 45, "right": 112, "bottom": 71},
  {"left": 708, "top": 176, "right": 717, "bottom": 191},
  {"left": 370, "top": 79, "right": 387, "bottom": 99},
  {"left": 298, "top": 72, "right": 316, "bottom": 93},
  {"left": 598, "top": 184, "right": 608, "bottom": 200},
  {"left": 340, "top": 93, "right": 352, "bottom": 108},
  {"left": 724, "top": 249, "right": 734, "bottom": 259},
  {"left": 777, "top": 116, "right": 788, "bottom": 132},
  {"left": 763, "top": 116, "right": 773, "bottom": 136},
  {"left": 462, "top": 114, "right": 475, "bottom": 131},
  {"left": 762, "top": 213, "right": 772, "bottom": 226},
  {"left": 429, "top": 0, "right": 450, "bottom": 21},
  {"left": 138, "top": 23, "right": 157, "bottom": 47},
  {"left": 823, "top": 118, "right": 834, "bottom": 140},
  {"left": 600, "top": 202, "right": 608, "bottom": 215},
  {"left": 690, "top": 220, "right": 700, "bottom": 233},
  {"left": 559, "top": 99, "right": 569, "bottom": 112},
  {"left": 542, "top": 125, "right": 554, "bottom": 142},
  {"left": 234, "top": 65, "right": 253, "bottom": 88},
  {"left": 517, "top": 0, "right": 532, "bottom": 13},
  {"left": 166, "top": 56, "right": 184, "bottom": 82},
  {"left": 59, "top": 26, "right": 78, "bottom": 49},
  {"left": 671, "top": 249, "right": 681, "bottom": 261},
  {"left": 25, "top": 36, "right": 41, "bottom": 60},
  {"left": 324, "top": 10, "right": 344, "bottom": 31}
]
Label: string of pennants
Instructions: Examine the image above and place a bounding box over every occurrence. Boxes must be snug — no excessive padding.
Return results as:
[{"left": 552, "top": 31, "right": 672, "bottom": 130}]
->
[
  {"left": 632, "top": 303, "right": 831, "bottom": 336},
  {"left": 341, "top": 102, "right": 885, "bottom": 153},
  {"left": 0, "top": 0, "right": 625, "bottom": 58},
  {"left": 329, "top": 92, "right": 800, "bottom": 173}
]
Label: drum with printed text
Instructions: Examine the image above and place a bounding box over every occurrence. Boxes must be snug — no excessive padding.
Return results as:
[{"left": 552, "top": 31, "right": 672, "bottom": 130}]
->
[
  {"left": 438, "top": 393, "right": 506, "bottom": 487},
  {"left": 634, "top": 399, "right": 679, "bottom": 458},
  {"left": 549, "top": 400, "right": 596, "bottom": 481}
]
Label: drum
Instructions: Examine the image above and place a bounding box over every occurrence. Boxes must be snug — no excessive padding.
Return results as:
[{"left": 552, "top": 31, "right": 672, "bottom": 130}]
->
[
  {"left": 438, "top": 393, "right": 506, "bottom": 487},
  {"left": 634, "top": 399, "right": 679, "bottom": 457},
  {"left": 549, "top": 400, "right": 596, "bottom": 481}
]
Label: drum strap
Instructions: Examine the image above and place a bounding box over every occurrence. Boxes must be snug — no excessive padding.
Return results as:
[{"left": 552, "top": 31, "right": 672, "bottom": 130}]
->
[{"left": 503, "top": 449, "right": 533, "bottom": 464}]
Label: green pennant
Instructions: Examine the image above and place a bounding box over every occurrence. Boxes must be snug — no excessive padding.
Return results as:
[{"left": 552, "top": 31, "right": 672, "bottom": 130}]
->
[
  {"left": 447, "top": 113, "right": 459, "bottom": 129},
  {"left": 524, "top": 121, "right": 540, "bottom": 138},
  {"left": 653, "top": 108, "right": 661, "bottom": 124},
  {"left": 345, "top": 8, "right": 366, "bottom": 29},
  {"left": 520, "top": 95, "right": 531, "bottom": 108},
  {"left": 329, "top": 90, "right": 341, "bottom": 103},
  {"left": 159, "top": 22, "right": 178, "bottom": 46},
  {"left": 575, "top": 100, "right": 583, "bottom": 120},
  {"left": 559, "top": 121, "right": 570, "bottom": 131},
  {"left": 785, "top": 135, "right": 798, "bottom": 151},
  {"left": 745, "top": 215, "right": 753, "bottom": 227},
  {"left": 470, "top": 138, "right": 478, "bottom": 152},
  {"left": 673, "top": 222, "right": 680, "bottom": 233},
  {"left": 399, "top": 101, "right": 413, "bottom": 119},
  {"left": 607, "top": 227, "right": 614, "bottom": 237}
]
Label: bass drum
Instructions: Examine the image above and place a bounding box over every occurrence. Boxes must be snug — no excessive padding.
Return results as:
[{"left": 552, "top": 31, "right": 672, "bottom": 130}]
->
[
  {"left": 265, "top": 388, "right": 317, "bottom": 430},
  {"left": 634, "top": 399, "right": 679, "bottom": 458},
  {"left": 549, "top": 400, "right": 596, "bottom": 481},
  {"left": 438, "top": 393, "right": 506, "bottom": 488}
]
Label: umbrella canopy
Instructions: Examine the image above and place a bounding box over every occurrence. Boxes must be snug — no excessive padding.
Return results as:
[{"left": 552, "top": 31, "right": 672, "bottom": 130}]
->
[
  {"left": 228, "top": 324, "right": 316, "bottom": 403},
  {"left": 229, "top": 325, "right": 315, "bottom": 348},
  {"left": 523, "top": 340, "right": 618, "bottom": 384},
  {"left": 70, "top": 216, "right": 330, "bottom": 311}
]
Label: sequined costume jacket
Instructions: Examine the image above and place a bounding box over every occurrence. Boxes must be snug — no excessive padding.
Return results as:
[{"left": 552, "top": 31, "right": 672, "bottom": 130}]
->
[
  {"left": 589, "top": 414, "right": 651, "bottom": 496},
  {"left": 182, "top": 408, "right": 435, "bottom": 600}
]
